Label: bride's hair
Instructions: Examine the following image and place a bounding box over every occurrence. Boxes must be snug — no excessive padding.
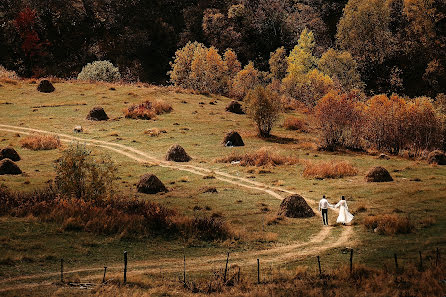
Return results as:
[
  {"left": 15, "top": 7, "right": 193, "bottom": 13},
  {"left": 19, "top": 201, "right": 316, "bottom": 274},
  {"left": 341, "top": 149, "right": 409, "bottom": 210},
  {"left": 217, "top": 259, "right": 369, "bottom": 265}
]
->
[{"left": 341, "top": 196, "right": 345, "bottom": 200}]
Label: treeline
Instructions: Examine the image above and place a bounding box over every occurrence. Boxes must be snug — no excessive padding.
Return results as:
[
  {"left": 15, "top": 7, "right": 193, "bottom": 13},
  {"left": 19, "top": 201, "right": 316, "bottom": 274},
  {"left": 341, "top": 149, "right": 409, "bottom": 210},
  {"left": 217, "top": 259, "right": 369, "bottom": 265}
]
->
[{"left": 0, "top": 0, "right": 445, "bottom": 97}]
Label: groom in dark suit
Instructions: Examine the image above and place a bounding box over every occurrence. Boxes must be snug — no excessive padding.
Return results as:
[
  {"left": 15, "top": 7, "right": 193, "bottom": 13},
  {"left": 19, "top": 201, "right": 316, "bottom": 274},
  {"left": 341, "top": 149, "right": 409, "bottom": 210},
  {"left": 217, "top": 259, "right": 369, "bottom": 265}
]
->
[{"left": 318, "top": 195, "right": 332, "bottom": 225}]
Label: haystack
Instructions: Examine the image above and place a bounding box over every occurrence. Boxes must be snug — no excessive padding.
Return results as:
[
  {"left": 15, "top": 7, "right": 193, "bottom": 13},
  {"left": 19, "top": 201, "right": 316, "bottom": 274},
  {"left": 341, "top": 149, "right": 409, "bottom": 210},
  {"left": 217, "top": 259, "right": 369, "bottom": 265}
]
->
[
  {"left": 0, "top": 159, "right": 22, "bottom": 175},
  {"left": 365, "top": 166, "right": 393, "bottom": 182},
  {"left": 37, "top": 80, "right": 55, "bottom": 93},
  {"left": 137, "top": 174, "right": 167, "bottom": 194},
  {"left": 222, "top": 131, "right": 244, "bottom": 147},
  {"left": 427, "top": 150, "right": 446, "bottom": 165},
  {"left": 277, "top": 194, "right": 315, "bottom": 218},
  {"left": 0, "top": 147, "right": 20, "bottom": 161},
  {"left": 86, "top": 106, "right": 109, "bottom": 121},
  {"left": 165, "top": 144, "right": 191, "bottom": 162},
  {"left": 225, "top": 101, "right": 244, "bottom": 114}
]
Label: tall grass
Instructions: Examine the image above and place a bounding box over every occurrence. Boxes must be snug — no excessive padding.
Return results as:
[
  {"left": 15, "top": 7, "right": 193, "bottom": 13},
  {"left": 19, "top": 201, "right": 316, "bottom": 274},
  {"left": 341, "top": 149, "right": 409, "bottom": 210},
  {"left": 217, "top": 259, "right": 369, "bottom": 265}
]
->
[
  {"left": 20, "top": 134, "right": 61, "bottom": 150},
  {"left": 124, "top": 99, "right": 172, "bottom": 120},
  {"left": 302, "top": 160, "right": 358, "bottom": 179},
  {"left": 0, "top": 186, "right": 232, "bottom": 241},
  {"left": 363, "top": 214, "right": 414, "bottom": 235},
  {"left": 216, "top": 147, "right": 299, "bottom": 167},
  {"left": 283, "top": 116, "right": 307, "bottom": 131}
]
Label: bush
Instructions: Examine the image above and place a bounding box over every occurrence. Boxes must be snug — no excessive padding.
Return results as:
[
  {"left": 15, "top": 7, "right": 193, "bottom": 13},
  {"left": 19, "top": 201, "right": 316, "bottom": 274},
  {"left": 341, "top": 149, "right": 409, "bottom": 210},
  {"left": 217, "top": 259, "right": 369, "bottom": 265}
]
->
[
  {"left": 77, "top": 60, "right": 121, "bottom": 82},
  {"left": 245, "top": 86, "right": 281, "bottom": 137},
  {"left": 54, "top": 144, "right": 117, "bottom": 200},
  {"left": 124, "top": 99, "right": 172, "bottom": 120},
  {"left": 363, "top": 214, "right": 414, "bottom": 235},
  {"left": 302, "top": 160, "right": 358, "bottom": 179},
  {"left": 283, "top": 117, "right": 307, "bottom": 131},
  {"left": 216, "top": 147, "right": 298, "bottom": 167},
  {"left": 0, "top": 65, "right": 18, "bottom": 80},
  {"left": 20, "top": 134, "right": 61, "bottom": 150}
]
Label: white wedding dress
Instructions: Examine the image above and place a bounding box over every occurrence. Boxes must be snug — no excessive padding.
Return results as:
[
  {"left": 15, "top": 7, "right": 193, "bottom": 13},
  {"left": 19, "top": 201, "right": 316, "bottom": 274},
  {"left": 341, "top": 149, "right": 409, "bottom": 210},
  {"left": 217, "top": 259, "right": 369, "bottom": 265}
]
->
[{"left": 334, "top": 200, "right": 354, "bottom": 224}]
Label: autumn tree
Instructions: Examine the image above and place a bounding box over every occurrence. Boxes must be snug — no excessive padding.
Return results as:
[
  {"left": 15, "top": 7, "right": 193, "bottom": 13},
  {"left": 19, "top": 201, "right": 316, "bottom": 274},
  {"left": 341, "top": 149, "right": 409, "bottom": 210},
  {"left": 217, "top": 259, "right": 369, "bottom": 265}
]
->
[
  {"left": 245, "top": 86, "right": 281, "bottom": 137},
  {"left": 318, "top": 49, "right": 364, "bottom": 91},
  {"left": 230, "top": 61, "right": 262, "bottom": 100},
  {"left": 269, "top": 47, "right": 288, "bottom": 81}
]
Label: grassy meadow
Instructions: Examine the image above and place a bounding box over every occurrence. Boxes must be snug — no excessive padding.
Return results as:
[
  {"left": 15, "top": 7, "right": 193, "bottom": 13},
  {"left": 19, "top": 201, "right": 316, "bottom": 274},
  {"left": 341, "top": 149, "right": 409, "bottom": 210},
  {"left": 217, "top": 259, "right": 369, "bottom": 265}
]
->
[{"left": 0, "top": 78, "right": 445, "bottom": 296}]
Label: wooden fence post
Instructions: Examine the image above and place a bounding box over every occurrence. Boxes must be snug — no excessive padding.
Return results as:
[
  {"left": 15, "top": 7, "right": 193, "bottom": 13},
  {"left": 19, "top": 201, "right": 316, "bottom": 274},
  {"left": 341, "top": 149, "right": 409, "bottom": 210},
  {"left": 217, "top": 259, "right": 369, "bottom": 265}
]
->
[
  {"left": 103, "top": 266, "right": 107, "bottom": 283},
  {"left": 257, "top": 259, "right": 260, "bottom": 284},
  {"left": 317, "top": 256, "right": 322, "bottom": 277},
  {"left": 419, "top": 251, "right": 423, "bottom": 270},
  {"left": 224, "top": 252, "right": 229, "bottom": 283},
  {"left": 60, "top": 259, "right": 64, "bottom": 283},
  {"left": 350, "top": 249, "right": 354, "bottom": 274},
  {"left": 124, "top": 251, "right": 128, "bottom": 284},
  {"left": 394, "top": 254, "right": 398, "bottom": 271}
]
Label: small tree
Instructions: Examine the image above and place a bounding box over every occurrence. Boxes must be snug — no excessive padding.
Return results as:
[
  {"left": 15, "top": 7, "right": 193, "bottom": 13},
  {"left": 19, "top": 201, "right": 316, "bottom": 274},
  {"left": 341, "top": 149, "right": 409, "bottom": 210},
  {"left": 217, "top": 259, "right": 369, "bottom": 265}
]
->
[
  {"left": 245, "top": 86, "right": 281, "bottom": 137},
  {"left": 269, "top": 46, "right": 288, "bottom": 81},
  {"left": 230, "top": 61, "right": 262, "bottom": 100},
  {"left": 54, "top": 144, "right": 117, "bottom": 200},
  {"left": 77, "top": 60, "right": 121, "bottom": 82}
]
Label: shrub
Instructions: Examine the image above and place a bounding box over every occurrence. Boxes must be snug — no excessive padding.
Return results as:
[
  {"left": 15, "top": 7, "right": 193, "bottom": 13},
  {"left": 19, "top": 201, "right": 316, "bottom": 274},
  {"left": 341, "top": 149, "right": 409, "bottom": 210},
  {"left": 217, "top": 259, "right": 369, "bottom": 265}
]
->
[
  {"left": 283, "top": 117, "right": 307, "bottom": 131},
  {"left": 54, "top": 143, "right": 117, "bottom": 200},
  {"left": 0, "top": 65, "right": 18, "bottom": 80},
  {"left": 302, "top": 160, "right": 358, "bottom": 179},
  {"left": 245, "top": 86, "right": 281, "bottom": 137},
  {"left": 20, "top": 134, "right": 61, "bottom": 150},
  {"left": 125, "top": 99, "right": 172, "bottom": 120},
  {"left": 363, "top": 214, "right": 414, "bottom": 235},
  {"left": 77, "top": 60, "right": 121, "bottom": 82},
  {"left": 216, "top": 147, "right": 298, "bottom": 167},
  {"left": 152, "top": 99, "right": 173, "bottom": 115}
]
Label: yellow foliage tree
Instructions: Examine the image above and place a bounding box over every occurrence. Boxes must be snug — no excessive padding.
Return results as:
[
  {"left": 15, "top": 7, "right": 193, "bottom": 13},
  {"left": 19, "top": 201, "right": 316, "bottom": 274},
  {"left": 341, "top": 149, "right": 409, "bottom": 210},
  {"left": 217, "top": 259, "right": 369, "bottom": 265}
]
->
[{"left": 230, "top": 61, "right": 262, "bottom": 100}]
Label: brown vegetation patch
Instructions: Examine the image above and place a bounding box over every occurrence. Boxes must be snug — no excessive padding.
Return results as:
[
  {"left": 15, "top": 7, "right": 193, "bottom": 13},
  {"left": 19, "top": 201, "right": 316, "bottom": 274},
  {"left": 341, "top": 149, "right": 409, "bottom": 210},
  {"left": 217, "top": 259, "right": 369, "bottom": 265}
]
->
[
  {"left": 0, "top": 159, "right": 22, "bottom": 175},
  {"left": 277, "top": 194, "right": 315, "bottom": 218},
  {"left": 363, "top": 214, "right": 414, "bottom": 235},
  {"left": 124, "top": 99, "right": 172, "bottom": 120},
  {"left": 201, "top": 187, "right": 218, "bottom": 194},
  {"left": 365, "top": 166, "right": 393, "bottom": 182},
  {"left": 37, "top": 79, "right": 55, "bottom": 93},
  {"left": 216, "top": 147, "right": 298, "bottom": 167},
  {"left": 283, "top": 117, "right": 307, "bottom": 131},
  {"left": 222, "top": 131, "right": 244, "bottom": 146},
  {"left": 427, "top": 150, "right": 446, "bottom": 165},
  {"left": 166, "top": 144, "right": 191, "bottom": 162},
  {"left": 0, "top": 147, "right": 20, "bottom": 161},
  {"left": 302, "top": 160, "right": 358, "bottom": 179},
  {"left": 20, "top": 134, "right": 61, "bottom": 150},
  {"left": 86, "top": 106, "right": 109, "bottom": 121},
  {"left": 137, "top": 174, "right": 168, "bottom": 194},
  {"left": 144, "top": 128, "right": 167, "bottom": 137}
]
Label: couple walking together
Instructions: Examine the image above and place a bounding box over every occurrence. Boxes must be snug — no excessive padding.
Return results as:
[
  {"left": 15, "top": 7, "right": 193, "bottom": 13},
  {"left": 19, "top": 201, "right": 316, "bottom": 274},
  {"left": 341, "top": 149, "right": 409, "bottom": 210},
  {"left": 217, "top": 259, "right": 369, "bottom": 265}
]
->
[{"left": 319, "top": 195, "right": 353, "bottom": 226}]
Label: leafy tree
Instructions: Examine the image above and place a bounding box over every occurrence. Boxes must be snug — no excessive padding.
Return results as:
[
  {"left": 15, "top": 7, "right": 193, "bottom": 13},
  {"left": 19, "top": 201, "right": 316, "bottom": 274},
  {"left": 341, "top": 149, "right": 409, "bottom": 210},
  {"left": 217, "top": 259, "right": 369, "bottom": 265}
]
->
[
  {"left": 318, "top": 48, "right": 364, "bottom": 91},
  {"left": 285, "top": 28, "right": 317, "bottom": 77},
  {"left": 230, "top": 61, "right": 262, "bottom": 99},
  {"left": 245, "top": 86, "right": 281, "bottom": 137},
  {"left": 169, "top": 41, "right": 206, "bottom": 89},
  {"left": 55, "top": 144, "right": 117, "bottom": 201},
  {"left": 269, "top": 46, "right": 288, "bottom": 81}
]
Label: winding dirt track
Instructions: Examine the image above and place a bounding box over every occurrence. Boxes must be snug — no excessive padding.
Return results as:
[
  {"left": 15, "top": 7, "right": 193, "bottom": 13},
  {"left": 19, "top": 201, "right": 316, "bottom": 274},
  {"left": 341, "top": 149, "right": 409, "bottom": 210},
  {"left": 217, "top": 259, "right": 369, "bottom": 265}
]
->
[{"left": 0, "top": 124, "right": 354, "bottom": 292}]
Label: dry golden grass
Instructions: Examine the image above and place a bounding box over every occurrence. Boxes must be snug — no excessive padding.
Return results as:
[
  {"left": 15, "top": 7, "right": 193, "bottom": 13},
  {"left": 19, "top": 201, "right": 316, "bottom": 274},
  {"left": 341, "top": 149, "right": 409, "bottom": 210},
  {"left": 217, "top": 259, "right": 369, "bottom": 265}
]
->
[
  {"left": 216, "top": 147, "right": 299, "bottom": 167},
  {"left": 363, "top": 214, "right": 414, "bottom": 235},
  {"left": 302, "top": 160, "right": 358, "bottom": 179},
  {"left": 20, "top": 134, "right": 61, "bottom": 150},
  {"left": 283, "top": 116, "right": 307, "bottom": 131},
  {"left": 124, "top": 99, "right": 172, "bottom": 119},
  {"left": 152, "top": 99, "right": 173, "bottom": 115},
  {"left": 0, "top": 65, "right": 18, "bottom": 80},
  {"left": 144, "top": 128, "right": 166, "bottom": 137}
]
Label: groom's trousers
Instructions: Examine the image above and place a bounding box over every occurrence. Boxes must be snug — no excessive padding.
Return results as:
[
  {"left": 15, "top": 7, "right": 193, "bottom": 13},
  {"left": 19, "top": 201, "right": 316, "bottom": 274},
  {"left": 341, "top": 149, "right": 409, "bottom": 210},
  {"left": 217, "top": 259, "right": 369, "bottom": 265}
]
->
[{"left": 321, "top": 209, "right": 328, "bottom": 225}]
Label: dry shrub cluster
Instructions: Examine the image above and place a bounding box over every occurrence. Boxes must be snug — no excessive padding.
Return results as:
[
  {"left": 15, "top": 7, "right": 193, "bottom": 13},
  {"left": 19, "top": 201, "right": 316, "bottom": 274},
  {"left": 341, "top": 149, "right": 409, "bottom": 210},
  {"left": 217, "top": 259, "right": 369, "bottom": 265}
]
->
[
  {"left": 124, "top": 99, "right": 172, "bottom": 120},
  {"left": 302, "top": 160, "right": 358, "bottom": 179},
  {"left": 0, "top": 185, "right": 232, "bottom": 241},
  {"left": 315, "top": 91, "right": 443, "bottom": 154},
  {"left": 363, "top": 214, "right": 414, "bottom": 235},
  {"left": 0, "top": 65, "right": 18, "bottom": 80},
  {"left": 283, "top": 116, "right": 307, "bottom": 131},
  {"left": 144, "top": 128, "right": 166, "bottom": 137},
  {"left": 216, "top": 147, "right": 298, "bottom": 167},
  {"left": 20, "top": 134, "right": 61, "bottom": 150}
]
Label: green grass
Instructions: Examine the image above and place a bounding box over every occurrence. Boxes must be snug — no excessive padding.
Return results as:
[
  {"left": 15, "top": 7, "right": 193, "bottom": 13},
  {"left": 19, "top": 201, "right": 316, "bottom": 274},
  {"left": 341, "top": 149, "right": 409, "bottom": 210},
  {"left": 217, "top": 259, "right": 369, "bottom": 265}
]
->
[{"left": 0, "top": 79, "right": 445, "bottom": 288}]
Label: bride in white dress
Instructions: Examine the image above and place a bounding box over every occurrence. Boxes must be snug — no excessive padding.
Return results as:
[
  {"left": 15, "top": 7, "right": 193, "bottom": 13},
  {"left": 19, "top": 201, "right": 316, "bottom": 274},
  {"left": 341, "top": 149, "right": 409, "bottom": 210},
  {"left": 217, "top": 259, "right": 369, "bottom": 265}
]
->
[{"left": 334, "top": 196, "right": 354, "bottom": 224}]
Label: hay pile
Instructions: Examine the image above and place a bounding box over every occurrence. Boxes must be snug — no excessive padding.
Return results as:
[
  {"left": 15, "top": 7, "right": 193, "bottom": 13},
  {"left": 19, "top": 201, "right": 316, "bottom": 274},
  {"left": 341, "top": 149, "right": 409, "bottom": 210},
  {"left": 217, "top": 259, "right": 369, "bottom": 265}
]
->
[
  {"left": 277, "top": 194, "right": 315, "bottom": 218},
  {"left": 86, "top": 107, "right": 109, "bottom": 121},
  {"left": 222, "top": 131, "right": 244, "bottom": 147},
  {"left": 0, "top": 159, "right": 22, "bottom": 175},
  {"left": 225, "top": 101, "right": 244, "bottom": 114},
  {"left": 37, "top": 80, "right": 55, "bottom": 93},
  {"left": 165, "top": 144, "right": 191, "bottom": 162},
  {"left": 365, "top": 166, "right": 393, "bottom": 182},
  {"left": 137, "top": 174, "right": 168, "bottom": 194},
  {"left": 0, "top": 147, "right": 20, "bottom": 161},
  {"left": 427, "top": 150, "right": 446, "bottom": 165}
]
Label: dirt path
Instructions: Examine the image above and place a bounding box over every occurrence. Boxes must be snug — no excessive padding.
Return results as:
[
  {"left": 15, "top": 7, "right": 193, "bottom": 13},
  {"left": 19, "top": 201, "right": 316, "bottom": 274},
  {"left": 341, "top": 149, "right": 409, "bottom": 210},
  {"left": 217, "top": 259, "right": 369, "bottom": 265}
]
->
[{"left": 0, "top": 124, "right": 354, "bottom": 291}]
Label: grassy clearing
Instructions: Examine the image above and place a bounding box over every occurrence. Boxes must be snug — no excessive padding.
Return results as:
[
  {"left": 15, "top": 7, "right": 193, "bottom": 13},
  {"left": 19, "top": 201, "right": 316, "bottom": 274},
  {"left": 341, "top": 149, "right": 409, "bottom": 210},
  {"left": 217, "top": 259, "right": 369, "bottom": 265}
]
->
[{"left": 0, "top": 79, "right": 445, "bottom": 291}]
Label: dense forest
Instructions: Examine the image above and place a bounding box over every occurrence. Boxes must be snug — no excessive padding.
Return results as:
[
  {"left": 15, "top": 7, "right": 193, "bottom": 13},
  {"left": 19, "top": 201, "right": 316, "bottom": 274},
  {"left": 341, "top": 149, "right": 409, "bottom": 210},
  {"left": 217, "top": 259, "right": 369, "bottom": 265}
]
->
[{"left": 0, "top": 0, "right": 445, "bottom": 97}]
